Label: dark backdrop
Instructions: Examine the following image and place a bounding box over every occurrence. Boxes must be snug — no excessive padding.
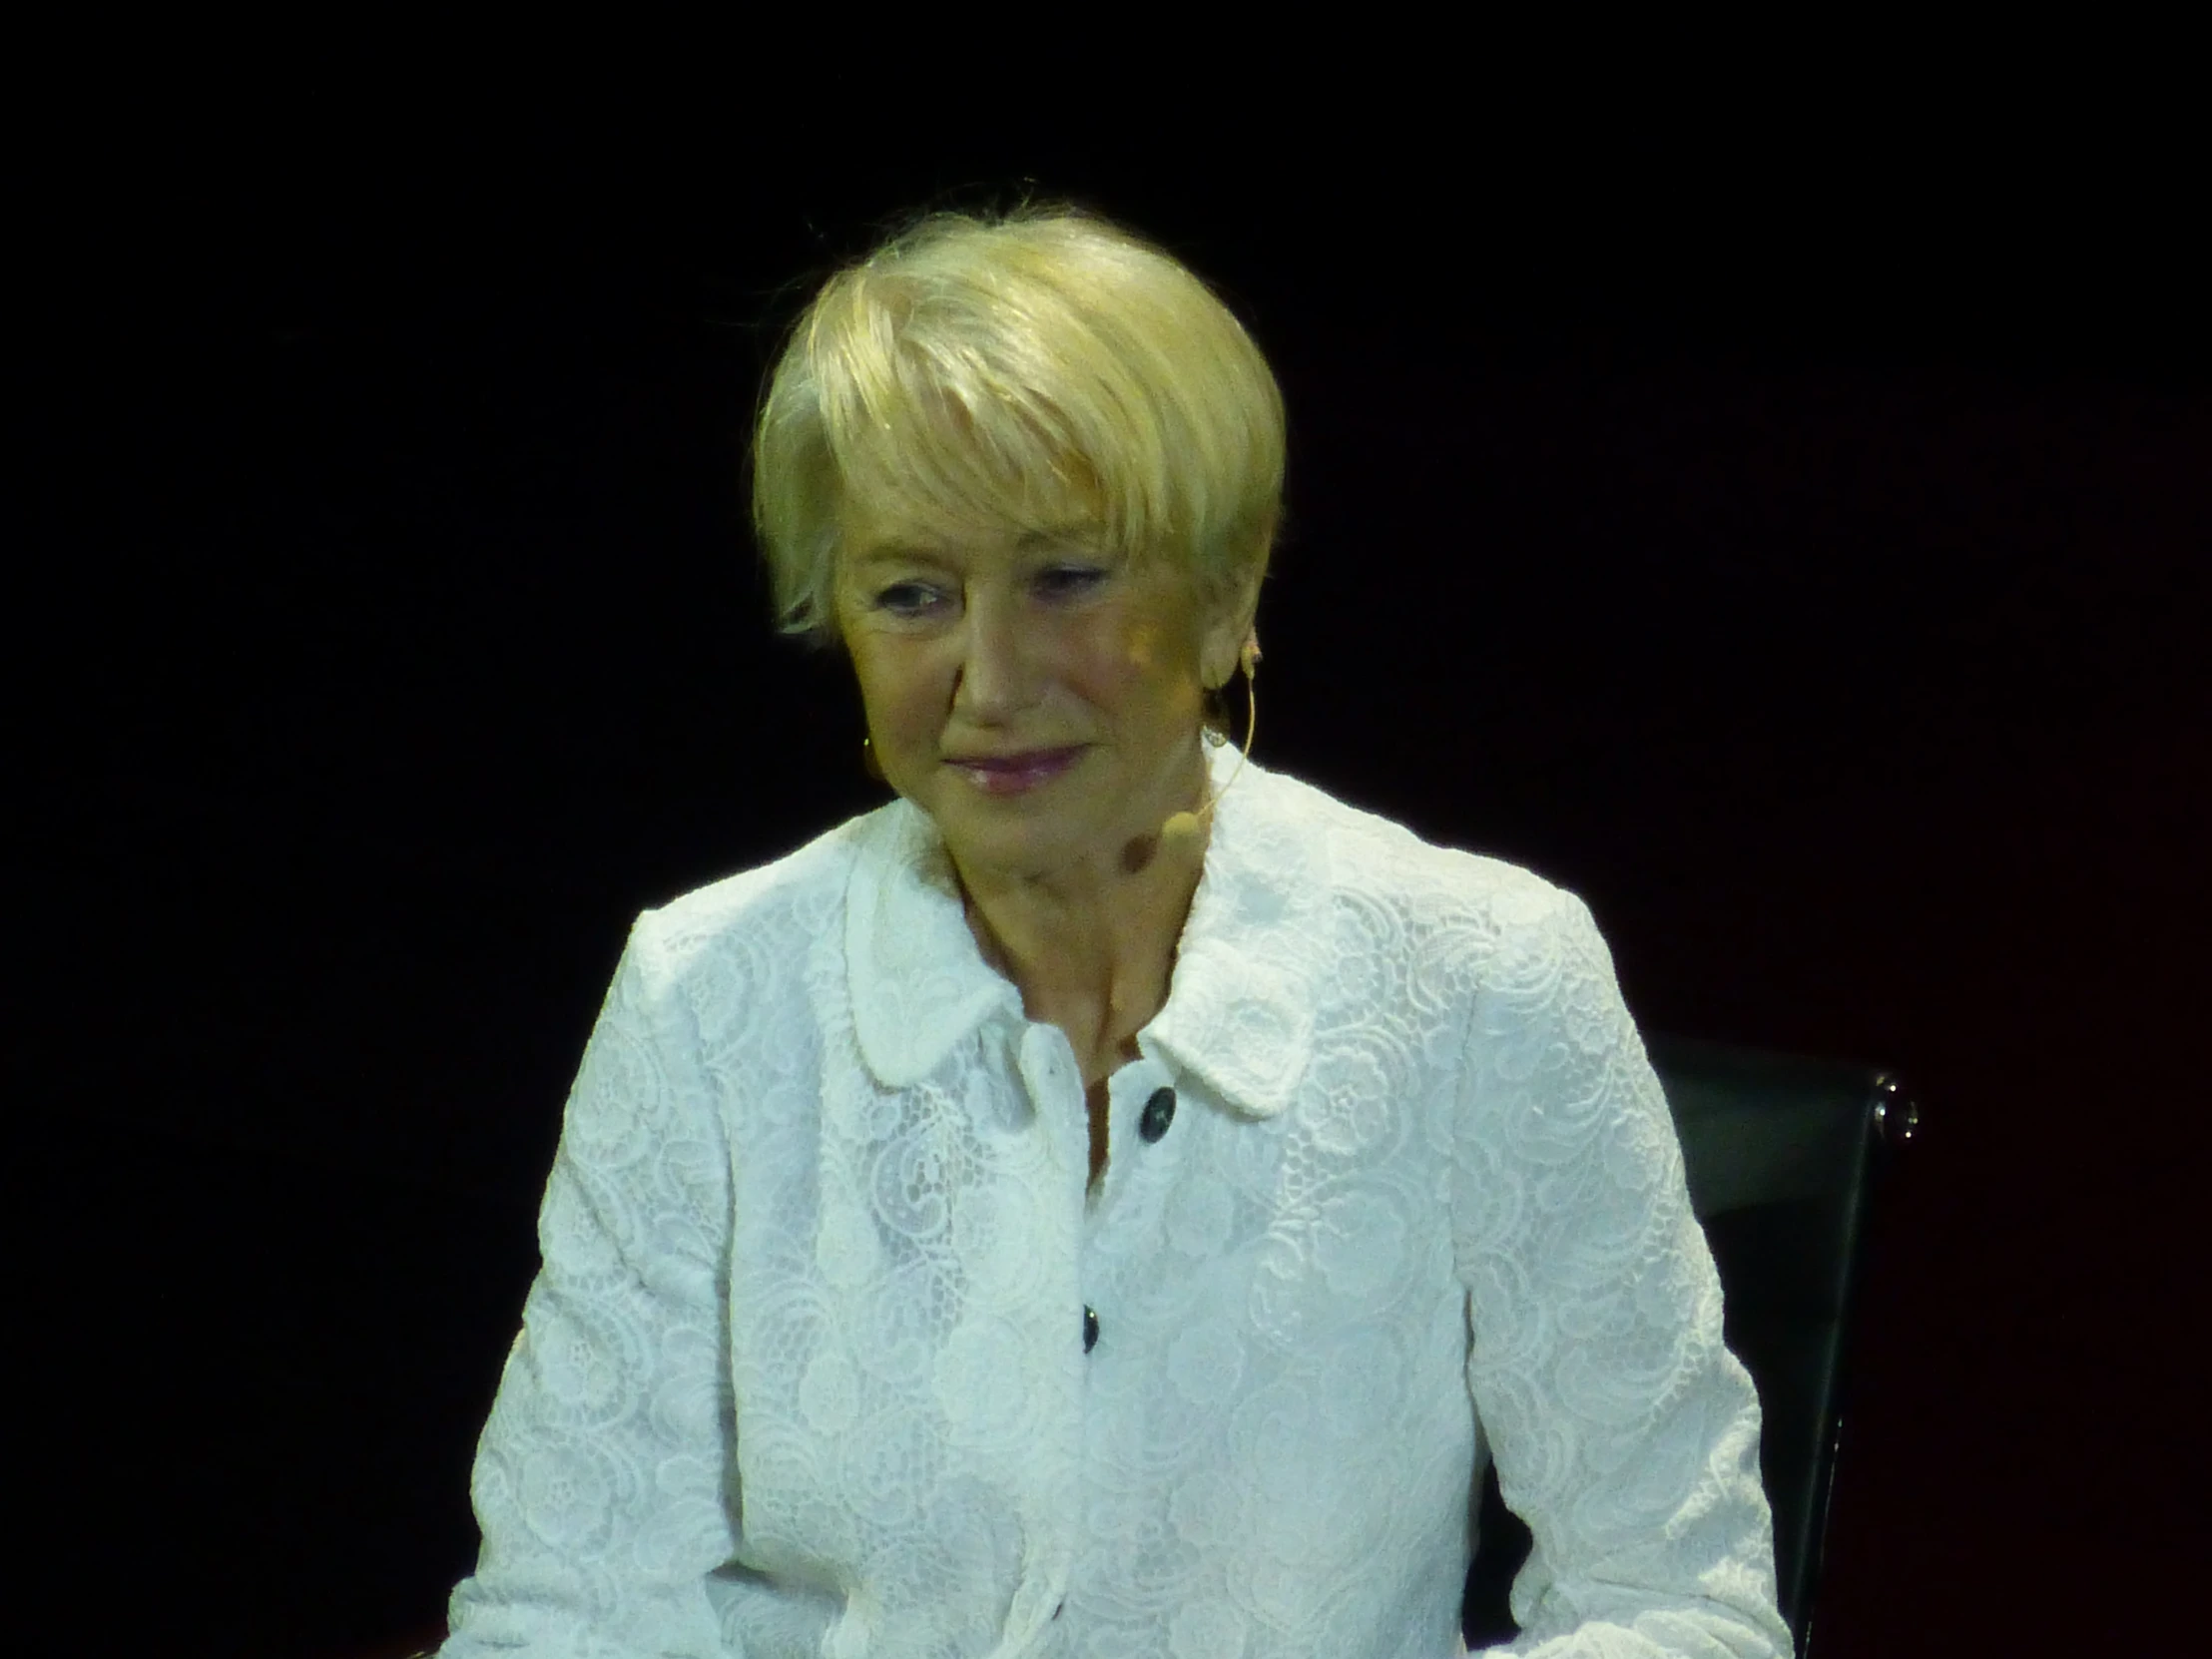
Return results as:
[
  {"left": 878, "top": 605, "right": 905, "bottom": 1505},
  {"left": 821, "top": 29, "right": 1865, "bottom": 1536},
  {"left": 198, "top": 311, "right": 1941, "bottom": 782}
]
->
[{"left": 27, "top": 121, "right": 2209, "bottom": 1657}]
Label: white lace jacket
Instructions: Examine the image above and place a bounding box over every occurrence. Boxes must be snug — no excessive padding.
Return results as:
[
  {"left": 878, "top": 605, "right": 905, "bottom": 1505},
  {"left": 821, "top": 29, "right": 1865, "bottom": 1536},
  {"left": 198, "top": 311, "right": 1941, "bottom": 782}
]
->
[{"left": 440, "top": 755, "right": 1790, "bottom": 1659}]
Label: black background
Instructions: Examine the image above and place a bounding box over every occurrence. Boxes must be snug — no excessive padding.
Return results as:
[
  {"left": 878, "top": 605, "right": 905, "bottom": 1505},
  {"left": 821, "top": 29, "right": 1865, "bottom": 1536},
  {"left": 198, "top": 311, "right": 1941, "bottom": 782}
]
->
[{"left": 25, "top": 107, "right": 2209, "bottom": 1657}]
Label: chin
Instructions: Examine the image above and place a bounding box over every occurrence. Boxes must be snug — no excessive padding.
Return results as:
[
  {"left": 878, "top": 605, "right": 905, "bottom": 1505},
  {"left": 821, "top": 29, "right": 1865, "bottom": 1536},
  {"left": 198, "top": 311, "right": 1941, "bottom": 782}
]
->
[{"left": 939, "top": 811, "right": 1105, "bottom": 877}]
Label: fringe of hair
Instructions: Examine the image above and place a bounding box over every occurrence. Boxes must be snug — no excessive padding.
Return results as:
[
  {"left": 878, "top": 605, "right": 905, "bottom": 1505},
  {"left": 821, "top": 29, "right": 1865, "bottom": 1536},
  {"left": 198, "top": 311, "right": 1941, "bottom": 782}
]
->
[{"left": 752, "top": 205, "right": 1285, "bottom": 645}]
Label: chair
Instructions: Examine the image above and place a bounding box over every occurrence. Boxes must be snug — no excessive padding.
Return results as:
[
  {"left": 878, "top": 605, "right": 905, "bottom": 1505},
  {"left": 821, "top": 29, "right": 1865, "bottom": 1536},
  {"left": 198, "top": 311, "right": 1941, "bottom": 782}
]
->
[{"left": 1460, "top": 1037, "right": 1919, "bottom": 1656}]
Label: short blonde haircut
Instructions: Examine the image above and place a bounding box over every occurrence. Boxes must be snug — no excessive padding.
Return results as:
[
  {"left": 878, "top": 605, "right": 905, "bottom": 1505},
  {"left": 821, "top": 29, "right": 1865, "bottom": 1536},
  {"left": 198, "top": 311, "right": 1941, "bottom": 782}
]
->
[{"left": 752, "top": 206, "right": 1286, "bottom": 642}]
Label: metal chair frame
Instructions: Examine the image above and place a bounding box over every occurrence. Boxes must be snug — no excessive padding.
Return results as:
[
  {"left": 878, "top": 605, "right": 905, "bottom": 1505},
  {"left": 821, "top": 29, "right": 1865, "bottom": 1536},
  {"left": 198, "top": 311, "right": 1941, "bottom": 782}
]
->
[{"left": 1462, "top": 1037, "right": 1918, "bottom": 1655}]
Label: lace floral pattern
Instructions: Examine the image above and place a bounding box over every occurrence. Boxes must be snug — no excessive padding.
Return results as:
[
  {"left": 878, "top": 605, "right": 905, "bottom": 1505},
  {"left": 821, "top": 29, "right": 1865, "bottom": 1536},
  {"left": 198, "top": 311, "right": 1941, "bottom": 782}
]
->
[{"left": 441, "top": 755, "right": 1789, "bottom": 1659}]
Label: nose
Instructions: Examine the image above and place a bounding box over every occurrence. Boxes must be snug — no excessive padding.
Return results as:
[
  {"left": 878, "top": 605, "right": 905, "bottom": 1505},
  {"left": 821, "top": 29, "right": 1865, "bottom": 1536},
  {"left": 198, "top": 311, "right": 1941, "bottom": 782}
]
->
[{"left": 951, "top": 586, "right": 1036, "bottom": 721}]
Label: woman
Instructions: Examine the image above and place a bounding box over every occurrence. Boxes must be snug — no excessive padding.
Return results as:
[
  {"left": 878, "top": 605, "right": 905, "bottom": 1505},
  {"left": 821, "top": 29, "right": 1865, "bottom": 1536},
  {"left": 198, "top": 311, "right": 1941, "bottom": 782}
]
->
[{"left": 437, "top": 207, "right": 1791, "bottom": 1658}]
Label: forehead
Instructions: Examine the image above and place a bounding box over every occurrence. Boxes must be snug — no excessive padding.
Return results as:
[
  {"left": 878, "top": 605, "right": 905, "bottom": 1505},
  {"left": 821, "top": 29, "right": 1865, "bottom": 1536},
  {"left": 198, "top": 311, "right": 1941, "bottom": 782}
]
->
[{"left": 839, "top": 508, "right": 1110, "bottom": 571}]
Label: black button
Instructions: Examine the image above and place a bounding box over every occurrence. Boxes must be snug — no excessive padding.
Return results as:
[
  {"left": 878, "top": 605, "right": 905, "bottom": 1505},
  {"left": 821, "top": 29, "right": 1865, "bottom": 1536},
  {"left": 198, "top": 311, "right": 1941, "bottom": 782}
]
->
[
  {"left": 1082, "top": 1306, "right": 1099, "bottom": 1353},
  {"left": 1139, "top": 1086, "right": 1177, "bottom": 1143}
]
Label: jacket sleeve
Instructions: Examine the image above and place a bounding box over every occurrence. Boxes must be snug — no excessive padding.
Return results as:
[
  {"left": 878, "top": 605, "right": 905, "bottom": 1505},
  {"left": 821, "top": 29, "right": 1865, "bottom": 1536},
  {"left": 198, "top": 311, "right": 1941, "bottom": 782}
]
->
[
  {"left": 441, "top": 910, "right": 742, "bottom": 1659},
  {"left": 1450, "top": 889, "right": 1792, "bottom": 1659}
]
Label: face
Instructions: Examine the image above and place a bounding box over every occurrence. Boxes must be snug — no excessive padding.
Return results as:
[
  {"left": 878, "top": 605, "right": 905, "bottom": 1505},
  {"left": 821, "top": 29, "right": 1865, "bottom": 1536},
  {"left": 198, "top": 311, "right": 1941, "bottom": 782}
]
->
[{"left": 835, "top": 501, "right": 1247, "bottom": 885}]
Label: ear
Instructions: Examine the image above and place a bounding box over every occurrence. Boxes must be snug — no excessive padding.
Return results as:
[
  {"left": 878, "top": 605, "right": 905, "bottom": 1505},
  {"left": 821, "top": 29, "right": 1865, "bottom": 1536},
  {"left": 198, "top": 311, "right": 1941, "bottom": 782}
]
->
[{"left": 1198, "top": 564, "right": 1265, "bottom": 689}]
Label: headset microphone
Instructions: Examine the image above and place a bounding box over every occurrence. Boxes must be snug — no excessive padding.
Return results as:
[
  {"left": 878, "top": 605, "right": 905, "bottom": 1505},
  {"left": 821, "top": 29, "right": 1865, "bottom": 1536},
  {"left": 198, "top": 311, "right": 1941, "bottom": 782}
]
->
[{"left": 1161, "top": 635, "right": 1260, "bottom": 848}]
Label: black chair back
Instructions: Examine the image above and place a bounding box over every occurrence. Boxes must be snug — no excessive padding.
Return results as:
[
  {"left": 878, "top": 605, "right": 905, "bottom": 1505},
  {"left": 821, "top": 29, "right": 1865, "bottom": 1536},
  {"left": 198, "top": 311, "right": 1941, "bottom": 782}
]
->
[{"left": 1461, "top": 1037, "right": 1916, "bottom": 1655}]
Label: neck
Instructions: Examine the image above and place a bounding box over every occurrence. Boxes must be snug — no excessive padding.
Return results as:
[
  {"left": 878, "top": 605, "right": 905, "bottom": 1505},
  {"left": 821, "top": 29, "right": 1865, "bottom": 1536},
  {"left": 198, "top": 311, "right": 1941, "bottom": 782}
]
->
[{"left": 952, "top": 751, "right": 1212, "bottom": 1083}]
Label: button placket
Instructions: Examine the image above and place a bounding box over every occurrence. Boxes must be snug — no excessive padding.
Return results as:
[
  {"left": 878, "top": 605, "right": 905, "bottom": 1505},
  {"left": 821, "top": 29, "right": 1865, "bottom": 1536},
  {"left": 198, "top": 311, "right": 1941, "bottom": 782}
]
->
[
  {"left": 1016, "top": 1023, "right": 1090, "bottom": 1189},
  {"left": 1077, "top": 1062, "right": 1193, "bottom": 1382},
  {"left": 1112, "top": 1066, "right": 1196, "bottom": 1218}
]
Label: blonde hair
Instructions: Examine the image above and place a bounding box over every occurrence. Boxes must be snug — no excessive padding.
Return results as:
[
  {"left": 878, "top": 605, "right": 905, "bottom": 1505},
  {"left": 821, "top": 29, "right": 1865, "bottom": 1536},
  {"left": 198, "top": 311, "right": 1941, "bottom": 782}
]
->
[{"left": 751, "top": 205, "right": 1286, "bottom": 642}]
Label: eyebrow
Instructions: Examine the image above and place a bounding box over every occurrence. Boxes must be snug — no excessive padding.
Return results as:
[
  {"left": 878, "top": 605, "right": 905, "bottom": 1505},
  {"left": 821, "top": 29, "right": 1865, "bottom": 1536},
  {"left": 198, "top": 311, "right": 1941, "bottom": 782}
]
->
[
  {"left": 845, "top": 542, "right": 952, "bottom": 569},
  {"left": 1016, "top": 526, "right": 1099, "bottom": 550},
  {"left": 845, "top": 526, "right": 1104, "bottom": 567}
]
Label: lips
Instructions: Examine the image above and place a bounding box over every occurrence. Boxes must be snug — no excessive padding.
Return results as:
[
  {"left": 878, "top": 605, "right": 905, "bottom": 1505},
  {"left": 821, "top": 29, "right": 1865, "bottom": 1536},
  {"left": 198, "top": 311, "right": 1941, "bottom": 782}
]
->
[{"left": 944, "top": 746, "right": 1086, "bottom": 797}]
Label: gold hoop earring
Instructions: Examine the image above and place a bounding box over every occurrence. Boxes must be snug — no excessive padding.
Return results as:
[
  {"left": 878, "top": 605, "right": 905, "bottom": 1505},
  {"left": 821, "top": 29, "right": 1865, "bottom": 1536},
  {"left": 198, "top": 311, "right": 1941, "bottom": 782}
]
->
[
  {"left": 1163, "top": 642, "right": 1260, "bottom": 847},
  {"left": 861, "top": 736, "right": 885, "bottom": 783},
  {"left": 1201, "top": 633, "right": 1262, "bottom": 744}
]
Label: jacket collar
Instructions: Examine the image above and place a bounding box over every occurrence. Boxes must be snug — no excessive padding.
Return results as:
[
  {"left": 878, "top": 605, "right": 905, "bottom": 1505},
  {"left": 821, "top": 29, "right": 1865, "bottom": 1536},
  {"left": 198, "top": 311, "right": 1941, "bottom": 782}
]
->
[{"left": 843, "top": 748, "right": 1329, "bottom": 1118}]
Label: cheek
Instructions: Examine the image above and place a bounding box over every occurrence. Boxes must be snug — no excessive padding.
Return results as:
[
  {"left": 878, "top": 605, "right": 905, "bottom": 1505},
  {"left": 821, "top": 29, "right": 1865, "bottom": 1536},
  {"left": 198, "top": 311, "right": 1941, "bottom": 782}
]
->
[
  {"left": 1053, "top": 620, "right": 1148, "bottom": 702},
  {"left": 1089, "top": 617, "right": 1204, "bottom": 724},
  {"left": 851, "top": 645, "right": 947, "bottom": 752}
]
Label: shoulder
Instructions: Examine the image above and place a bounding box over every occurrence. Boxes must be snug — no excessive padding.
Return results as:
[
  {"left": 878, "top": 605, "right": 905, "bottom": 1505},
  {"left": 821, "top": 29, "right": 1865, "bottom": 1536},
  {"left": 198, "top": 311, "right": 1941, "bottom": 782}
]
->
[
  {"left": 1246, "top": 763, "right": 1600, "bottom": 964},
  {"left": 624, "top": 803, "right": 892, "bottom": 992}
]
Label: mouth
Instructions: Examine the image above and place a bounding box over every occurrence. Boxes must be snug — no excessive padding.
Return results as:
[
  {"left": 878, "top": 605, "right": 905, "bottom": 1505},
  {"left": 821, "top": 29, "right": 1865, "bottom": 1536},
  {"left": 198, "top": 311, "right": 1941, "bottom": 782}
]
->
[{"left": 943, "top": 746, "right": 1087, "bottom": 797}]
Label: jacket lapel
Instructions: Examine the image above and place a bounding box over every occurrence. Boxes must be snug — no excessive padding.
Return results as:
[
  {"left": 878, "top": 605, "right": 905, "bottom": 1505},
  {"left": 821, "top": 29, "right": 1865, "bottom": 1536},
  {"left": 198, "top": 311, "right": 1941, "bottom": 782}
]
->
[
  {"left": 1142, "top": 755, "right": 1328, "bottom": 1120},
  {"left": 843, "top": 797, "right": 1020, "bottom": 1088}
]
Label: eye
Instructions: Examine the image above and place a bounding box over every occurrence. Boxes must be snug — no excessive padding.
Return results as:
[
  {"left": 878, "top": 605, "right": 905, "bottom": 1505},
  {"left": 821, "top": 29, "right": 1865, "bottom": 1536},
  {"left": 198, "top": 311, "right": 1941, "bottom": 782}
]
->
[
  {"left": 872, "top": 580, "right": 948, "bottom": 618},
  {"left": 1032, "top": 563, "right": 1109, "bottom": 603}
]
